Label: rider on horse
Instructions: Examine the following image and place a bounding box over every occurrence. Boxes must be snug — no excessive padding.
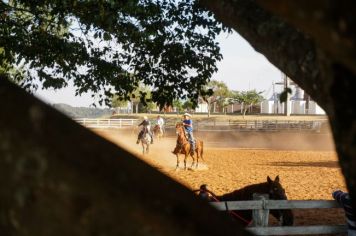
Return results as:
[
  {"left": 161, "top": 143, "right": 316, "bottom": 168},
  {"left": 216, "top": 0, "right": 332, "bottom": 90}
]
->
[
  {"left": 156, "top": 115, "right": 165, "bottom": 133},
  {"left": 136, "top": 116, "right": 153, "bottom": 144},
  {"left": 182, "top": 113, "right": 195, "bottom": 155}
]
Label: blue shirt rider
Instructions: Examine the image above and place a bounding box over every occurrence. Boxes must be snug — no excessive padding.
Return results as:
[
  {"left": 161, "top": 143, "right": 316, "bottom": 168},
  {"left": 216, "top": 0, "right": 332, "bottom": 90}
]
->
[
  {"left": 136, "top": 116, "right": 153, "bottom": 144},
  {"left": 183, "top": 113, "right": 195, "bottom": 154}
]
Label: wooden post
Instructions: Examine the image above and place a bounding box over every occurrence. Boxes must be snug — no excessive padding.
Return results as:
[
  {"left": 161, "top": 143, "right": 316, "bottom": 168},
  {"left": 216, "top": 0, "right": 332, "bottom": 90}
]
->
[{"left": 252, "top": 193, "right": 269, "bottom": 227}]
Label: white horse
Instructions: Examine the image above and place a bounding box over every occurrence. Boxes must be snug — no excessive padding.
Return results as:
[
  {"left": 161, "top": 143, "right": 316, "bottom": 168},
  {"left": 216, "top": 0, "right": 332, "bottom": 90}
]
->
[
  {"left": 153, "top": 124, "right": 163, "bottom": 140},
  {"left": 139, "top": 130, "right": 151, "bottom": 155}
]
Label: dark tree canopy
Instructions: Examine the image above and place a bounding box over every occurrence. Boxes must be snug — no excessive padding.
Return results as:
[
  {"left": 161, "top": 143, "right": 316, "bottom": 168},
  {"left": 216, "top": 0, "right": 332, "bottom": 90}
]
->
[{"left": 0, "top": 0, "right": 225, "bottom": 107}]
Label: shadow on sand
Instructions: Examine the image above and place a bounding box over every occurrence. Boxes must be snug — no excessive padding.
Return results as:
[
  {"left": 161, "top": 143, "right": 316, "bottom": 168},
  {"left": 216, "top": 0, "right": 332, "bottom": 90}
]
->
[{"left": 266, "top": 161, "right": 340, "bottom": 168}]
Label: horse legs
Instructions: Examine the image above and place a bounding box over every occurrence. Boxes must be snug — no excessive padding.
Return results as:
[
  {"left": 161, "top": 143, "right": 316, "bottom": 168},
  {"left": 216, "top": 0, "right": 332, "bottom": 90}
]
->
[
  {"left": 184, "top": 154, "right": 188, "bottom": 170},
  {"left": 175, "top": 154, "right": 180, "bottom": 170},
  {"left": 146, "top": 144, "right": 149, "bottom": 154},
  {"left": 190, "top": 152, "right": 196, "bottom": 169},
  {"left": 195, "top": 151, "right": 199, "bottom": 169}
]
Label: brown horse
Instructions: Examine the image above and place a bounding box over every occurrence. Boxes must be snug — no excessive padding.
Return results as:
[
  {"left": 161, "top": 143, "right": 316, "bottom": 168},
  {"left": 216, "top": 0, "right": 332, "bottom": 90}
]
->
[
  {"left": 197, "top": 176, "right": 294, "bottom": 226},
  {"left": 173, "top": 122, "right": 204, "bottom": 170},
  {"left": 153, "top": 124, "right": 163, "bottom": 140}
]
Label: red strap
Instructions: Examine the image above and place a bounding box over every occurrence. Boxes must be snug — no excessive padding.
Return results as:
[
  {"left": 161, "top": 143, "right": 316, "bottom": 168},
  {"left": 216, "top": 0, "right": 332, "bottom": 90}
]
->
[{"left": 194, "top": 189, "right": 252, "bottom": 225}]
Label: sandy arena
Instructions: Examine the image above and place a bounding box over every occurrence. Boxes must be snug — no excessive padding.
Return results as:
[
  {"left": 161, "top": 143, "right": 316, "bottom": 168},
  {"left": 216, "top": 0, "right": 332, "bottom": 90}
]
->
[{"left": 95, "top": 128, "right": 347, "bottom": 234}]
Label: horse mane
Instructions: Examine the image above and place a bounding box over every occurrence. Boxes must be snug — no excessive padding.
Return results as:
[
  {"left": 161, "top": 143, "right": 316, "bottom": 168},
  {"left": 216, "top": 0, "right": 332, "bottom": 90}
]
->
[
  {"left": 176, "top": 122, "right": 189, "bottom": 143},
  {"left": 217, "top": 182, "right": 270, "bottom": 201}
]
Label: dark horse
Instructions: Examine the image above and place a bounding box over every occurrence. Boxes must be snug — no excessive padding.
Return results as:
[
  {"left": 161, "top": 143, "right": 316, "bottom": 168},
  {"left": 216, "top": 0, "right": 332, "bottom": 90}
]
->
[
  {"left": 172, "top": 122, "right": 204, "bottom": 170},
  {"left": 198, "top": 176, "right": 294, "bottom": 226}
]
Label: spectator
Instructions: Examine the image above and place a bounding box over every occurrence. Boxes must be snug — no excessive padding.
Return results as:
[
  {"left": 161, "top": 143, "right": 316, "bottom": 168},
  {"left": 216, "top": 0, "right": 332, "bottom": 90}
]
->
[{"left": 332, "top": 190, "right": 356, "bottom": 236}]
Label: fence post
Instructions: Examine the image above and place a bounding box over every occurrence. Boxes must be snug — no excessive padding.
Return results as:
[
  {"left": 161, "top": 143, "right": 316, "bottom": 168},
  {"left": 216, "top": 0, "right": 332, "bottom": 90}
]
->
[{"left": 252, "top": 193, "right": 269, "bottom": 227}]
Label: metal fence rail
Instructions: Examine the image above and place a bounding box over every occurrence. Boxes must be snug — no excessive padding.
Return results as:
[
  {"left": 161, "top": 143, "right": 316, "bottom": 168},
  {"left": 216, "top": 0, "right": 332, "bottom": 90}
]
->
[
  {"left": 211, "top": 198, "right": 346, "bottom": 235},
  {"left": 74, "top": 118, "right": 327, "bottom": 132},
  {"left": 75, "top": 118, "right": 138, "bottom": 129}
]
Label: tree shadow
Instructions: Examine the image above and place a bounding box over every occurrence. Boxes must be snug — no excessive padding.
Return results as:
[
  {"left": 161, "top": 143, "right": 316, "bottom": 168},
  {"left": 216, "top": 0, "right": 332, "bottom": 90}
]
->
[{"left": 267, "top": 161, "right": 340, "bottom": 168}]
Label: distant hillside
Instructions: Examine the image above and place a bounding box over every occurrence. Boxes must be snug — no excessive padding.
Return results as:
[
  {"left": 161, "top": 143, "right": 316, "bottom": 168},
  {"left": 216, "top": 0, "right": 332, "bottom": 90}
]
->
[{"left": 52, "top": 103, "right": 113, "bottom": 118}]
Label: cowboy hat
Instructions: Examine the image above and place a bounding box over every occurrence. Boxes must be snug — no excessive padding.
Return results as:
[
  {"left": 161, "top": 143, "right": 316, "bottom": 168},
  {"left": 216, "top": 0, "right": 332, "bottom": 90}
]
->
[
  {"left": 183, "top": 113, "right": 191, "bottom": 117},
  {"left": 143, "top": 116, "right": 148, "bottom": 119}
]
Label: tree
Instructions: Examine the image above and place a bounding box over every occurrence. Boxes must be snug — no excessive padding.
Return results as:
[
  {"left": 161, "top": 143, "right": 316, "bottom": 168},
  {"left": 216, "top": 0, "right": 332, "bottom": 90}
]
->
[
  {"left": 0, "top": 0, "right": 225, "bottom": 107},
  {"left": 232, "top": 90, "right": 264, "bottom": 118},
  {"left": 129, "top": 84, "right": 156, "bottom": 113},
  {"left": 173, "top": 99, "right": 184, "bottom": 114},
  {"left": 200, "top": 80, "right": 230, "bottom": 117},
  {"left": 182, "top": 100, "right": 194, "bottom": 112},
  {"left": 111, "top": 95, "right": 128, "bottom": 108},
  {"left": 220, "top": 97, "right": 235, "bottom": 114}
]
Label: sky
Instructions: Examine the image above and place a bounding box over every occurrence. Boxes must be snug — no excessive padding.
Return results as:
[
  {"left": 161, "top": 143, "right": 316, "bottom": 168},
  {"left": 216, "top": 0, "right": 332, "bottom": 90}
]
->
[{"left": 35, "top": 30, "right": 283, "bottom": 107}]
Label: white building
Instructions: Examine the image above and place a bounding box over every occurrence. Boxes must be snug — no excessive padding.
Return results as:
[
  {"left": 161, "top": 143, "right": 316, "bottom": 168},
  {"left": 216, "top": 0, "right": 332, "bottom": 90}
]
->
[
  {"left": 260, "top": 85, "right": 326, "bottom": 115},
  {"left": 195, "top": 102, "right": 208, "bottom": 113}
]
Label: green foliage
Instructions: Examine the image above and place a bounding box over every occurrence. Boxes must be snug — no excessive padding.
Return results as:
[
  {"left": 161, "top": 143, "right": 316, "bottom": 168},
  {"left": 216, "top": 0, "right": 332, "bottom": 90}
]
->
[
  {"left": 173, "top": 99, "right": 184, "bottom": 113},
  {"left": 279, "top": 87, "right": 292, "bottom": 103},
  {"left": 182, "top": 100, "right": 194, "bottom": 111},
  {"left": 0, "top": 0, "right": 226, "bottom": 107},
  {"left": 111, "top": 95, "right": 128, "bottom": 108},
  {"left": 232, "top": 90, "right": 264, "bottom": 105},
  {"left": 53, "top": 103, "right": 112, "bottom": 118},
  {"left": 232, "top": 90, "right": 264, "bottom": 117},
  {"left": 200, "top": 80, "right": 230, "bottom": 116}
]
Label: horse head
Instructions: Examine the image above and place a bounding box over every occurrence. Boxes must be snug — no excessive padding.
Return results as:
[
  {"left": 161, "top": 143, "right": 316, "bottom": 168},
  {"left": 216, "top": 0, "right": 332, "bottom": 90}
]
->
[
  {"left": 267, "top": 175, "right": 294, "bottom": 226},
  {"left": 267, "top": 175, "right": 286, "bottom": 200},
  {"left": 175, "top": 122, "right": 184, "bottom": 135}
]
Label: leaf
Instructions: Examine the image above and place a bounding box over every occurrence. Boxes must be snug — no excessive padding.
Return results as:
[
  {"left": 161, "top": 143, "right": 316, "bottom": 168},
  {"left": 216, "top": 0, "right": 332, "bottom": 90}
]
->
[
  {"left": 279, "top": 87, "right": 292, "bottom": 103},
  {"left": 103, "top": 32, "right": 112, "bottom": 41}
]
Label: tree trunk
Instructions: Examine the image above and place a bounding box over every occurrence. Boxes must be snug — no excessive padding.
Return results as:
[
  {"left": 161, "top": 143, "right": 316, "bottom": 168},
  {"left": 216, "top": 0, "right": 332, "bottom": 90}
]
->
[
  {"left": 200, "top": 0, "right": 356, "bottom": 210},
  {"left": 243, "top": 107, "right": 248, "bottom": 119},
  {"left": 207, "top": 102, "right": 211, "bottom": 118}
]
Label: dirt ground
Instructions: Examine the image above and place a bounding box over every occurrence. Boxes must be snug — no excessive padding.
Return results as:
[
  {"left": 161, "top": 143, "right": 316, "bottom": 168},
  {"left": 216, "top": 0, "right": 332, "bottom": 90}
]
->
[{"left": 95, "top": 129, "right": 347, "bottom": 234}]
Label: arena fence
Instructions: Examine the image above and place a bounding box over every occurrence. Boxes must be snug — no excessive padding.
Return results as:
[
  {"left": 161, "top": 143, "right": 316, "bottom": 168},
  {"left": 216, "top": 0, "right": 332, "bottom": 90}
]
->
[
  {"left": 211, "top": 194, "right": 346, "bottom": 235},
  {"left": 193, "top": 120, "right": 326, "bottom": 132},
  {"left": 75, "top": 118, "right": 138, "bottom": 129},
  {"left": 75, "top": 118, "right": 327, "bottom": 133}
]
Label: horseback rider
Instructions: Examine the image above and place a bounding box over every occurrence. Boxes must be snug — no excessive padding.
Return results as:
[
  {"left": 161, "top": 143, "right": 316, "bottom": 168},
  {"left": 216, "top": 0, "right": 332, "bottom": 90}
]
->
[
  {"left": 136, "top": 116, "right": 153, "bottom": 144},
  {"left": 156, "top": 115, "right": 165, "bottom": 133},
  {"left": 182, "top": 112, "right": 195, "bottom": 155}
]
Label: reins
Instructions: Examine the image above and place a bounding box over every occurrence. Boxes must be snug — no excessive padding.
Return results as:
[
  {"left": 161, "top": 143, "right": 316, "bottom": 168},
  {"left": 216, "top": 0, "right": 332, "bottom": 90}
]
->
[{"left": 193, "top": 188, "right": 252, "bottom": 225}]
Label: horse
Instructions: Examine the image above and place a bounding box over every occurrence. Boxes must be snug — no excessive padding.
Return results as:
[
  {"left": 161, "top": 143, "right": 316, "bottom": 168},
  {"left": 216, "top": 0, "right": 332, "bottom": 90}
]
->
[
  {"left": 197, "top": 176, "right": 294, "bottom": 226},
  {"left": 173, "top": 122, "right": 204, "bottom": 170},
  {"left": 139, "top": 128, "right": 151, "bottom": 155},
  {"left": 153, "top": 124, "right": 163, "bottom": 140}
]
